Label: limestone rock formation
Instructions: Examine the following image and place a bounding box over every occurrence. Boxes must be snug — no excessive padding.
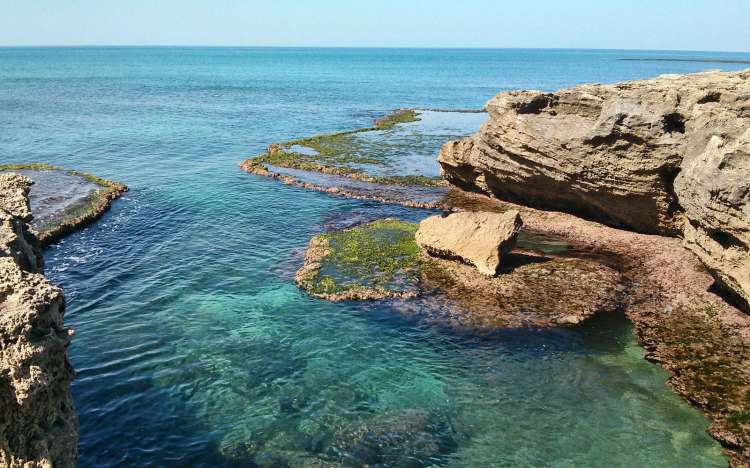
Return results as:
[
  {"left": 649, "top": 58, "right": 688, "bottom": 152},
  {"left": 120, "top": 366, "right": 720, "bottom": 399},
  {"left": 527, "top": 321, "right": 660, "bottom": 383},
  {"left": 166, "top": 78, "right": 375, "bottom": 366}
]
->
[
  {"left": 0, "top": 173, "right": 77, "bottom": 467},
  {"left": 416, "top": 210, "right": 522, "bottom": 275},
  {"left": 439, "top": 69, "right": 750, "bottom": 308}
]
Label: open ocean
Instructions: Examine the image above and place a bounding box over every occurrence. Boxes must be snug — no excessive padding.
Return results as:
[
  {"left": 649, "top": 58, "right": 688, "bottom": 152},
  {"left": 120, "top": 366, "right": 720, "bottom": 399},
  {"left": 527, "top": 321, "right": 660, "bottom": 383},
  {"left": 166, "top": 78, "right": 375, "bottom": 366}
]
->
[{"left": 2, "top": 47, "right": 750, "bottom": 466}]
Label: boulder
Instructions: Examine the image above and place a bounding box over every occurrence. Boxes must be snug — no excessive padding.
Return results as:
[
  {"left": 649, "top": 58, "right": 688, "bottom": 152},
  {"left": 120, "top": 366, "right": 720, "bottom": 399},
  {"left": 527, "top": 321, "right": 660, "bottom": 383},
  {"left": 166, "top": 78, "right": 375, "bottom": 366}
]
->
[
  {"left": 416, "top": 210, "right": 522, "bottom": 275},
  {"left": 439, "top": 69, "right": 750, "bottom": 308}
]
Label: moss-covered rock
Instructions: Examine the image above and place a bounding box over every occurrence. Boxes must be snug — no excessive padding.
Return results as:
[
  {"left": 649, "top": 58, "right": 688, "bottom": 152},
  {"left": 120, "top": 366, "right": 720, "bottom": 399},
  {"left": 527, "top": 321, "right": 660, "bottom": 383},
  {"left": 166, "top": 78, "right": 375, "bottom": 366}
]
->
[
  {"left": 240, "top": 109, "right": 488, "bottom": 192},
  {"left": 295, "top": 219, "right": 423, "bottom": 301},
  {"left": 636, "top": 304, "right": 750, "bottom": 462},
  {"left": 296, "top": 217, "right": 623, "bottom": 328}
]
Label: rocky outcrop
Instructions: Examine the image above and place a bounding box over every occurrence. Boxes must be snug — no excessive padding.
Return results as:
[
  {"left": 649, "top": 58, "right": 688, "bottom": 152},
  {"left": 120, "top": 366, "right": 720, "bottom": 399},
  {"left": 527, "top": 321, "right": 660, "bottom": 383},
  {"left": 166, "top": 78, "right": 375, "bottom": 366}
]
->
[
  {"left": 0, "top": 173, "right": 77, "bottom": 467},
  {"left": 439, "top": 69, "right": 750, "bottom": 309},
  {"left": 416, "top": 211, "right": 522, "bottom": 275}
]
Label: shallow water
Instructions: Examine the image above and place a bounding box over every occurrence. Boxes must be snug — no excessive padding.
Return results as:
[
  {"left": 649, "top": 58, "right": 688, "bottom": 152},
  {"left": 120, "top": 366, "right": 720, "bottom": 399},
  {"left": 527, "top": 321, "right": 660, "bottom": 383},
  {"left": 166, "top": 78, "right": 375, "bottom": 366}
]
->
[
  {"left": 0, "top": 168, "right": 99, "bottom": 226},
  {"left": 2, "top": 47, "right": 749, "bottom": 466},
  {"left": 267, "top": 164, "right": 448, "bottom": 205}
]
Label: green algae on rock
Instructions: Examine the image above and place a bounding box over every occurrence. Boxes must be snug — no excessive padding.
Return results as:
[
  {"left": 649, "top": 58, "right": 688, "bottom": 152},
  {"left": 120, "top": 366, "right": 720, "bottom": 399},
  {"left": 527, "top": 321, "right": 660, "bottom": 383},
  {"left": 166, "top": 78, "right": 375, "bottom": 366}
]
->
[
  {"left": 0, "top": 164, "right": 127, "bottom": 246},
  {"left": 295, "top": 219, "right": 423, "bottom": 301},
  {"left": 636, "top": 304, "right": 750, "bottom": 463},
  {"left": 296, "top": 216, "right": 623, "bottom": 328},
  {"left": 240, "top": 109, "right": 486, "bottom": 191}
]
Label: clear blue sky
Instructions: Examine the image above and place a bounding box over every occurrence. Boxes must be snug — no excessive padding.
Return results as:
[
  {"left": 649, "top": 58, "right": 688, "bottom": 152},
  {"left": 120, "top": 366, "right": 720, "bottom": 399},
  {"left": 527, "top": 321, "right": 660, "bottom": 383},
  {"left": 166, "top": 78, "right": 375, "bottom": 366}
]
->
[{"left": 1, "top": 0, "right": 749, "bottom": 51}]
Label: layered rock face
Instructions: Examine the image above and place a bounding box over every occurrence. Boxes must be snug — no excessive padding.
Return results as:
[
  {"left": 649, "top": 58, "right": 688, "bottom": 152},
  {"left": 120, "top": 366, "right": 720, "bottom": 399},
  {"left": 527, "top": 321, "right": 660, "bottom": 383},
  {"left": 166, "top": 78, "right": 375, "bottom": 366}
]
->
[
  {"left": 440, "top": 69, "right": 750, "bottom": 308},
  {"left": 0, "top": 174, "right": 77, "bottom": 467}
]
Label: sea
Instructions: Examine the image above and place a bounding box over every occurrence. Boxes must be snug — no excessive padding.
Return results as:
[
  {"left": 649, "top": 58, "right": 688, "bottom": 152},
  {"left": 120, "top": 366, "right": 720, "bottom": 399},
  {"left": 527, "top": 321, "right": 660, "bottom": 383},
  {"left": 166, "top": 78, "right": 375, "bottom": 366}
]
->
[{"left": 2, "top": 47, "right": 749, "bottom": 467}]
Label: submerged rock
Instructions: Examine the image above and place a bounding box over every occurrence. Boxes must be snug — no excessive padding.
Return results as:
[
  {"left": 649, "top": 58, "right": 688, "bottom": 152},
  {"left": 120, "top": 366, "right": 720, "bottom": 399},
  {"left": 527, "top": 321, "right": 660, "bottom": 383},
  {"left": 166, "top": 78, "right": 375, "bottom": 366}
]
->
[
  {"left": 0, "top": 174, "right": 77, "bottom": 467},
  {"left": 295, "top": 219, "right": 422, "bottom": 301},
  {"left": 439, "top": 69, "right": 750, "bottom": 309},
  {"left": 325, "top": 409, "right": 456, "bottom": 467},
  {"left": 416, "top": 210, "right": 522, "bottom": 275}
]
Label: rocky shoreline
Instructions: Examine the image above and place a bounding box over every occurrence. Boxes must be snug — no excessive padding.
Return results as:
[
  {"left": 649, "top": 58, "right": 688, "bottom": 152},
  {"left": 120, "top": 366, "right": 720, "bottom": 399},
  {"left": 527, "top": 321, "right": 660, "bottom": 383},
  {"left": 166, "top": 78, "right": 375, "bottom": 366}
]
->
[
  {"left": 445, "top": 189, "right": 750, "bottom": 464},
  {"left": 0, "top": 164, "right": 128, "bottom": 246},
  {"left": 0, "top": 173, "right": 77, "bottom": 467},
  {"left": 273, "top": 69, "right": 750, "bottom": 464},
  {"left": 439, "top": 69, "right": 750, "bottom": 312}
]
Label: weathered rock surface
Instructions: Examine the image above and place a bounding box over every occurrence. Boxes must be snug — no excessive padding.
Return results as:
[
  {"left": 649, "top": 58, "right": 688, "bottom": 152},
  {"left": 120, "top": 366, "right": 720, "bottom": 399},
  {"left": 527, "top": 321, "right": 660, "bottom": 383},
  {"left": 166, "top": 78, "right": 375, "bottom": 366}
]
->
[
  {"left": 416, "top": 210, "right": 522, "bottom": 275},
  {"left": 0, "top": 173, "right": 77, "bottom": 467},
  {"left": 439, "top": 69, "right": 750, "bottom": 309}
]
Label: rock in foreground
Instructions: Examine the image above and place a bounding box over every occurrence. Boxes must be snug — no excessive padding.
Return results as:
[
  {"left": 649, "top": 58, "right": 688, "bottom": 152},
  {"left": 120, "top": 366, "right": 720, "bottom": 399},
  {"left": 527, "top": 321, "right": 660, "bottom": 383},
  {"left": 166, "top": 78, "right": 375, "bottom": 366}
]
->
[
  {"left": 416, "top": 210, "right": 522, "bottom": 275},
  {"left": 439, "top": 69, "right": 750, "bottom": 308},
  {"left": 0, "top": 174, "right": 77, "bottom": 467}
]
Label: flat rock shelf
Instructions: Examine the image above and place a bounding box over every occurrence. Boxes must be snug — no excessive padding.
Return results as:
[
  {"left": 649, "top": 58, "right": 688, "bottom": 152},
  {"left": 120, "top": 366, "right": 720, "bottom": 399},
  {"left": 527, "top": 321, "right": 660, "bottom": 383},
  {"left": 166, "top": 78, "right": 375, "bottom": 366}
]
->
[
  {"left": 240, "top": 109, "right": 486, "bottom": 207},
  {"left": 0, "top": 164, "right": 127, "bottom": 245}
]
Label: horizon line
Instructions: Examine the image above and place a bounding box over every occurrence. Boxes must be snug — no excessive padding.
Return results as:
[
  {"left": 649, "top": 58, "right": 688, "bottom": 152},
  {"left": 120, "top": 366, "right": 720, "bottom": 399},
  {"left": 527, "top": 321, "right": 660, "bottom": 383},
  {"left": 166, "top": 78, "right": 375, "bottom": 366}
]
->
[{"left": 1, "top": 45, "right": 750, "bottom": 54}]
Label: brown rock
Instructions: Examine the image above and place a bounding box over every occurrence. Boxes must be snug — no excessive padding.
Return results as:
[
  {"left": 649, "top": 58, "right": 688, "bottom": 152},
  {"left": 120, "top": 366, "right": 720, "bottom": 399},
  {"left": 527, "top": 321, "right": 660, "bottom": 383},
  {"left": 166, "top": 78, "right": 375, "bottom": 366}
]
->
[
  {"left": 0, "top": 173, "right": 77, "bottom": 467},
  {"left": 415, "top": 210, "right": 522, "bottom": 275},
  {"left": 439, "top": 69, "right": 750, "bottom": 309}
]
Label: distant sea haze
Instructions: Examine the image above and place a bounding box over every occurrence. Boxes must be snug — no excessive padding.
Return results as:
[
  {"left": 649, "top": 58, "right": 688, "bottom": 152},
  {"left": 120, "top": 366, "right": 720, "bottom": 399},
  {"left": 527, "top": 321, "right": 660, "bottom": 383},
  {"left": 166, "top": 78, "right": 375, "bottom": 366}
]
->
[{"left": 2, "top": 47, "right": 746, "bottom": 466}]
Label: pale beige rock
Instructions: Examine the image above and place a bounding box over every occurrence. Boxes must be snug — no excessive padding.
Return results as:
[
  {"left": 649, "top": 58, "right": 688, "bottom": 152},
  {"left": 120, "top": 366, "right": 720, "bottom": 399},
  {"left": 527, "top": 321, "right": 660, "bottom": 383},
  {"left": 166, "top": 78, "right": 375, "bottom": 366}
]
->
[
  {"left": 416, "top": 210, "right": 522, "bottom": 275},
  {"left": 0, "top": 173, "right": 77, "bottom": 467},
  {"left": 440, "top": 69, "right": 750, "bottom": 308}
]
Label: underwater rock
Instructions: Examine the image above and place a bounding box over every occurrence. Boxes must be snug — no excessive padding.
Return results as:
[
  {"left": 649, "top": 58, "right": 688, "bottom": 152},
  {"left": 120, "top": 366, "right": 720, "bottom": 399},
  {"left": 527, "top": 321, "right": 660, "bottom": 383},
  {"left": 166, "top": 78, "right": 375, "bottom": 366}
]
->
[
  {"left": 325, "top": 409, "right": 455, "bottom": 467},
  {"left": 0, "top": 173, "right": 77, "bottom": 467},
  {"left": 295, "top": 219, "right": 423, "bottom": 301},
  {"left": 439, "top": 69, "right": 750, "bottom": 308},
  {"left": 416, "top": 210, "right": 522, "bottom": 275}
]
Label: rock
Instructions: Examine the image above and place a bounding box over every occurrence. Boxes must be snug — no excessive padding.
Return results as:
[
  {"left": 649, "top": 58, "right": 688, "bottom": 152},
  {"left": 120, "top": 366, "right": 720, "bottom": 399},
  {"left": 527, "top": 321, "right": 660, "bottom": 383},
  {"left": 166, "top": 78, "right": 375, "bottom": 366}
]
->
[
  {"left": 0, "top": 173, "right": 77, "bottom": 467},
  {"left": 0, "top": 166, "right": 128, "bottom": 246},
  {"left": 416, "top": 210, "right": 522, "bottom": 275},
  {"left": 439, "top": 69, "right": 750, "bottom": 308},
  {"left": 0, "top": 175, "right": 42, "bottom": 273}
]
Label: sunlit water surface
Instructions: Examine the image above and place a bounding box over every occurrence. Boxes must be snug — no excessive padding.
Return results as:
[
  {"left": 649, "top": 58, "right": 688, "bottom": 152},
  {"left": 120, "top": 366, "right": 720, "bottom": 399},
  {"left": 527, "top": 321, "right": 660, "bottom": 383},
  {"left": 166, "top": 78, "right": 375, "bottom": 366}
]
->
[{"left": 3, "top": 47, "right": 750, "bottom": 466}]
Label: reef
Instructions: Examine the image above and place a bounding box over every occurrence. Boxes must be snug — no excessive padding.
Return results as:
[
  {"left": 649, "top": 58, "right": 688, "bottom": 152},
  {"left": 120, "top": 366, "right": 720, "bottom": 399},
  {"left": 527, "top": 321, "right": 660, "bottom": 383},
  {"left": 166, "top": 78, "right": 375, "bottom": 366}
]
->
[
  {"left": 0, "top": 164, "right": 127, "bottom": 246},
  {"left": 439, "top": 68, "right": 750, "bottom": 311},
  {"left": 240, "top": 109, "right": 486, "bottom": 207},
  {"left": 220, "top": 408, "right": 457, "bottom": 467},
  {"left": 296, "top": 217, "right": 623, "bottom": 329},
  {"left": 0, "top": 173, "right": 77, "bottom": 467},
  {"left": 295, "top": 219, "right": 423, "bottom": 301},
  {"left": 260, "top": 70, "right": 750, "bottom": 463}
]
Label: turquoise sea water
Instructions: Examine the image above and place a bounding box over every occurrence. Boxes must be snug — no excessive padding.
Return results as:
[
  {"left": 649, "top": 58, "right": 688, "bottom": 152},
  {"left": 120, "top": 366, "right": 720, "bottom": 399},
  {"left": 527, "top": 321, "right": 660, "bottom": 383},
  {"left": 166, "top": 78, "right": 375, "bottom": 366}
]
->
[{"left": 2, "top": 48, "right": 750, "bottom": 466}]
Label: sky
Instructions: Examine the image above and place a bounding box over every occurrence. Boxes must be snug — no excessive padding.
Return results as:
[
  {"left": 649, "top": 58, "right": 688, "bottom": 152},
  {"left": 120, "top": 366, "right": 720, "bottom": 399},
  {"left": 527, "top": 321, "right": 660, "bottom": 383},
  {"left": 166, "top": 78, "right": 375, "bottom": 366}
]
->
[{"left": 1, "top": 0, "right": 749, "bottom": 52}]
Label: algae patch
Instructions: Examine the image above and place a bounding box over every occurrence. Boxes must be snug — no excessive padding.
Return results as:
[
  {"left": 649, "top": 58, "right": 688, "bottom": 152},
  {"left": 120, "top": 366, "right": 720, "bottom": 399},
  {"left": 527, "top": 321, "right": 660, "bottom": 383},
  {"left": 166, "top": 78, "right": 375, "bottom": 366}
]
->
[
  {"left": 296, "top": 219, "right": 424, "bottom": 300},
  {"left": 241, "top": 109, "right": 486, "bottom": 190}
]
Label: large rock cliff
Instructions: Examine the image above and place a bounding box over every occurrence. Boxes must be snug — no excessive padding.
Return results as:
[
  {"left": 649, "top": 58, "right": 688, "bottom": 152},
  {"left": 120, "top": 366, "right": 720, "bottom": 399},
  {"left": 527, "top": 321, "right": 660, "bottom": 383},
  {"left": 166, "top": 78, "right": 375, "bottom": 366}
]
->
[
  {"left": 439, "top": 69, "right": 750, "bottom": 309},
  {"left": 0, "top": 173, "right": 77, "bottom": 467}
]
